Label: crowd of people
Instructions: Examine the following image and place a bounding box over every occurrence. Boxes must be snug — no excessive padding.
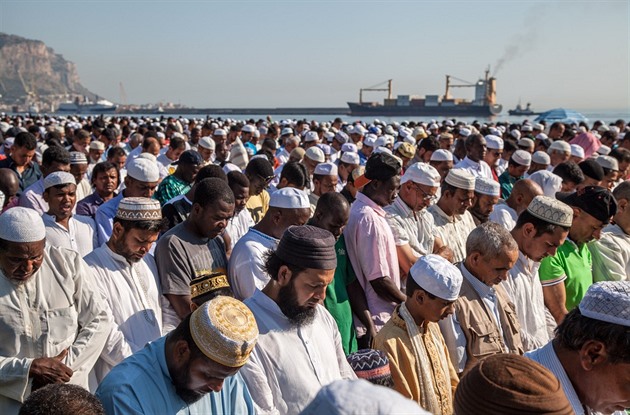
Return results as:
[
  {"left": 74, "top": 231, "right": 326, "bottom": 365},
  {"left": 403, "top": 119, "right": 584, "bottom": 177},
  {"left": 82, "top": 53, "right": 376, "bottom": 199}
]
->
[{"left": 0, "top": 113, "right": 628, "bottom": 415}]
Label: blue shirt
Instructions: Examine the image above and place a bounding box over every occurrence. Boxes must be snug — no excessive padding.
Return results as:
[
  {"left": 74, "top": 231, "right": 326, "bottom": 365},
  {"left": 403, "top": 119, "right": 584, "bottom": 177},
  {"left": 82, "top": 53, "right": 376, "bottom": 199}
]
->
[
  {"left": 95, "top": 192, "right": 125, "bottom": 246},
  {"left": 96, "top": 337, "right": 255, "bottom": 415}
]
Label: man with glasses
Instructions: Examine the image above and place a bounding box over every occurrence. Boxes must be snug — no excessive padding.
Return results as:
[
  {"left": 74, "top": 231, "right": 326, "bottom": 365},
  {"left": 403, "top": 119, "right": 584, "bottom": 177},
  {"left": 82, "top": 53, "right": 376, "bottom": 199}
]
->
[
  {"left": 244, "top": 158, "right": 274, "bottom": 224},
  {"left": 385, "top": 163, "right": 450, "bottom": 277}
]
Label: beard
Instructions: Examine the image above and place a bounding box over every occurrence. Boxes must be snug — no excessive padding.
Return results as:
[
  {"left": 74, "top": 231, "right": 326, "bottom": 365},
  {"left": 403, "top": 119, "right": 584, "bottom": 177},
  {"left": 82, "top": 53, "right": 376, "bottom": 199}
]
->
[
  {"left": 171, "top": 359, "right": 206, "bottom": 404},
  {"left": 277, "top": 279, "right": 316, "bottom": 326},
  {"left": 111, "top": 238, "right": 143, "bottom": 263}
]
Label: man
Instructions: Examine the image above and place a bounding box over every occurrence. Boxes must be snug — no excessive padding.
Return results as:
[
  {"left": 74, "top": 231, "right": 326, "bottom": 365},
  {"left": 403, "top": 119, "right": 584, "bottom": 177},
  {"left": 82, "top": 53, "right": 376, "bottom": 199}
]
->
[
  {"left": 197, "top": 136, "right": 215, "bottom": 165},
  {"left": 229, "top": 187, "right": 311, "bottom": 300},
  {"left": 528, "top": 151, "right": 551, "bottom": 175},
  {"left": 224, "top": 171, "right": 254, "bottom": 251},
  {"left": 0, "top": 168, "right": 20, "bottom": 212},
  {"left": 547, "top": 122, "right": 566, "bottom": 140},
  {"left": 69, "top": 152, "right": 91, "bottom": 202},
  {"left": 547, "top": 140, "right": 571, "bottom": 169},
  {"left": 88, "top": 140, "right": 106, "bottom": 166},
  {"left": 413, "top": 137, "right": 439, "bottom": 164},
  {"left": 499, "top": 149, "right": 531, "bottom": 199},
  {"left": 374, "top": 255, "right": 461, "bottom": 414},
  {"left": 76, "top": 162, "right": 119, "bottom": 219},
  {"left": 504, "top": 196, "right": 573, "bottom": 352},
  {"left": 385, "top": 163, "right": 448, "bottom": 277},
  {"left": 19, "top": 146, "right": 71, "bottom": 215},
  {"left": 0, "top": 132, "right": 41, "bottom": 192},
  {"left": 439, "top": 222, "right": 523, "bottom": 375},
  {"left": 240, "top": 226, "right": 356, "bottom": 414},
  {"left": 454, "top": 133, "right": 493, "bottom": 179},
  {"left": 309, "top": 162, "right": 338, "bottom": 213},
  {"left": 84, "top": 198, "right": 164, "bottom": 384},
  {"left": 540, "top": 186, "right": 617, "bottom": 325},
  {"left": 244, "top": 158, "right": 274, "bottom": 224},
  {"left": 0, "top": 208, "right": 109, "bottom": 414},
  {"left": 95, "top": 157, "right": 160, "bottom": 246},
  {"left": 276, "top": 135, "right": 299, "bottom": 166},
  {"left": 553, "top": 161, "right": 585, "bottom": 192},
  {"left": 96, "top": 296, "right": 258, "bottom": 415},
  {"left": 157, "top": 135, "right": 186, "bottom": 174},
  {"left": 470, "top": 176, "right": 501, "bottom": 226},
  {"left": 154, "top": 150, "right": 202, "bottom": 206},
  {"left": 484, "top": 135, "right": 503, "bottom": 181},
  {"left": 526, "top": 282, "right": 629, "bottom": 415},
  {"left": 428, "top": 169, "right": 477, "bottom": 263},
  {"left": 345, "top": 152, "right": 405, "bottom": 333},
  {"left": 488, "top": 178, "right": 542, "bottom": 230},
  {"left": 42, "top": 171, "right": 96, "bottom": 257},
  {"left": 429, "top": 149, "right": 454, "bottom": 182},
  {"left": 577, "top": 159, "right": 604, "bottom": 189},
  {"left": 156, "top": 178, "right": 234, "bottom": 332},
  {"left": 336, "top": 151, "right": 360, "bottom": 192}
]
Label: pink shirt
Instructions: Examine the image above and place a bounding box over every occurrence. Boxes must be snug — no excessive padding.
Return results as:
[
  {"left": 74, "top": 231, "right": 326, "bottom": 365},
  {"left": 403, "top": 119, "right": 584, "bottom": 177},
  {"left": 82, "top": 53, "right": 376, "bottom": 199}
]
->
[{"left": 344, "top": 192, "right": 400, "bottom": 331}]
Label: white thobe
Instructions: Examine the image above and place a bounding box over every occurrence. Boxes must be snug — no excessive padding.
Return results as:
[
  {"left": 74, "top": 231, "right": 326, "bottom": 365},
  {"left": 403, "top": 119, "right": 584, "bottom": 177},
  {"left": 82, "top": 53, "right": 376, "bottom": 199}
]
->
[
  {"left": 76, "top": 178, "right": 92, "bottom": 202},
  {"left": 454, "top": 157, "right": 493, "bottom": 180},
  {"left": 43, "top": 214, "right": 97, "bottom": 258},
  {"left": 83, "top": 245, "right": 162, "bottom": 385},
  {"left": 488, "top": 201, "right": 518, "bottom": 231},
  {"left": 0, "top": 246, "right": 109, "bottom": 415},
  {"left": 225, "top": 208, "right": 255, "bottom": 250},
  {"left": 589, "top": 223, "right": 630, "bottom": 282},
  {"left": 228, "top": 229, "right": 278, "bottom": 300},
  {"left": 385, "top": 196, "right": 436, "bottom": 257},
  {"left": 428, "top": 205, "right": 476, "bottom": 264},
  {"left": 241, "top": 290, "right": 356, "bottom": 415},
  {"left": 502, "top": 250, "right": 551, "bottom": 352}
]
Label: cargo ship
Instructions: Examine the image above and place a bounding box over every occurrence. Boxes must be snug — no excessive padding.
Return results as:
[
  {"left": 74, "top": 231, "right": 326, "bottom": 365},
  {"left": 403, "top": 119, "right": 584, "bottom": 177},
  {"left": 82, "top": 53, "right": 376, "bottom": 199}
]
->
[{"left": 347, "top": 69, "right": 502, "bottom": 117}]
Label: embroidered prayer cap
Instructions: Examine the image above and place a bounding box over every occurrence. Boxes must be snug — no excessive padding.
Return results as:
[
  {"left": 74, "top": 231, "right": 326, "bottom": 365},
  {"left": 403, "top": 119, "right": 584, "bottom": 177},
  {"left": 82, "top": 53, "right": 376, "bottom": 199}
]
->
[
  {"left": 275, "top": 225, "right": 337, "bottom": 270},
  {"left": 189, "top": 295, "right": 258, "bottom": 368},
  {"left": 557, "top": 186, "right": 617, "bottom": 224},
  {"left": 213, "top": 128, "right": 227, "bottom": 137},
  {"left": 127, "top": 157, "right": 160, "bottom": 183},
  {"left": 485, "top": 134, "right": 504, "bottom": 150},
  {"left": 445, "top": 169, "right": 475, "bottom": 191},
  {"left": 341, "top": 143, "right": 358, "bottom": 153},
  {"left": 304, "top": 131, "right": 320, "bottom": 143},
  {"left": 401, "top": 162, "right": 441, "bottom": 187},
  {"left": 454, "top": 354, "right": 573, "bottom": 415},
  {"left": 44, "top": 171, "right": 76, "bottom": 190},
  {"left": 511, "top": 150, "right": 532, "bottom": 167},
  {"left": 570, "top": 144, "right": 585, "bottom": 158},
  {"left": 548, "top": 140, "right": 571, "bottom": 154},
  {"left": 305, "top": 146, "right": 325, "bottom": 163},
  {"left": 314, "top": 162, "right": 338, "bottom": 176},
  {"left": 198, "top": 136, "right": 216, "bottom": 150},
  {"left": 317, "top": 144, "right": 332, "bottom": 156},
  {"left": 269, "top": 187, "right": 310, "bottom": 209},
  {"left": 172, "top": 150, "right": 204, "bottom": 166},
  {"left": 395, "top": 142, "right": 416, "bottom": 159},
  {"left": 430, "top": 149, "right": 454, "bottom": 162},
  {"left": 69, "top": 151, "right": 88, "bottom": 165},
  {"left": 579, "top": 281, "right": 630, "bottom": 327},
  {"left": 115, "top": 197, "right": 162, "bottom": 221},
  {"left": 532, "top": 151, "right": 550, "bottom": 165},
  {"left": 190, "top": 272, "right": 231, "bottom": 301},
  {"left": 89, "top": 141, "right": 105, "bottom": 151},
  {"left": 527, "top": 195, "right": 573, "bottom": 227},
  {"left": 517, "top": 138, "right": 535, "bottom": 150},
  {"left": 597, "top": 145, "right": 611, "bottom": 156},
  {"left": 596, "top": 155, "right": 619, "bottom": 171},
  {"left": 409, "top": 254, "right": 462, "bottom": 301},
  {"left": 0, "top": 207, "right": 46, "bottom": 242},
  {"left": 346, "top": 350, "right": 393, "bottom": 387},
  {"left": 475, "top": 176, "right": 500, "bottom": 197},
  {"left": 340, "top": 152, "right": 360, "bottom": 165}
]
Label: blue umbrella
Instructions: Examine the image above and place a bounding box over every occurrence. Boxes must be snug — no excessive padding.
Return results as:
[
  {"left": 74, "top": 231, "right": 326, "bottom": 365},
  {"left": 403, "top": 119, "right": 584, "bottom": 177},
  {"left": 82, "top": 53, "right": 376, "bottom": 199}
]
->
[{"left": 534, "top": 108, "right": 588, "bottom": 125}]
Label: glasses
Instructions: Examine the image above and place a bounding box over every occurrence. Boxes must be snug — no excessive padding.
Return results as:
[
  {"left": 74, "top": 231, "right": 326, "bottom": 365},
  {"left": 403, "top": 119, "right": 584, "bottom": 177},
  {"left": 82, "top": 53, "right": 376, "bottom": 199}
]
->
[
  {"left": 258, "top": 174, "right": 275, "bottom": 184},
  {"left": 413, "top": 184, "right": 438, "bottom": 203}
]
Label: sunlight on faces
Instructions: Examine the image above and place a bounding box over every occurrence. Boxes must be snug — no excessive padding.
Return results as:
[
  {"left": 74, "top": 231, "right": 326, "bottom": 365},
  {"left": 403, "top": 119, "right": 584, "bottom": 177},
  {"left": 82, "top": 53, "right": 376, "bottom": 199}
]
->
[
  {"left": 110, "top": 224, "right": 159, "bottom": 263},
  {"left": 193, "top": 199, "right": 235, "bottom": 239},
  {"left": 277, "top": 266, "right": 335, "bottom": 325},
  {"left": 520, "top": 224, "right": 568, "bottom": 262},
  {"left": 94, "top": 168, "right": 118, "bottom": 195},
  {"left": 44, "top": 184, "right": 77, "bottom": 219},
  {"left": 469, "top": 248, "right": 518, "bottom": 286},
  {"left": 0, "top": 239, "right": 45, "bottom": 283},
  {"left": 125, "top": 177, "right": 158, "bottom": 198}
]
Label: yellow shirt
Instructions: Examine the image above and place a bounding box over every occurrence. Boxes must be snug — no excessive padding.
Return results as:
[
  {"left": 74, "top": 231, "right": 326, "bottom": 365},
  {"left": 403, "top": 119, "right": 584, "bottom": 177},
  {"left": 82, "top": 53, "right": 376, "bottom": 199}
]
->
[{"left": 246, "top": 189, "right": 270, "bottom": 224}]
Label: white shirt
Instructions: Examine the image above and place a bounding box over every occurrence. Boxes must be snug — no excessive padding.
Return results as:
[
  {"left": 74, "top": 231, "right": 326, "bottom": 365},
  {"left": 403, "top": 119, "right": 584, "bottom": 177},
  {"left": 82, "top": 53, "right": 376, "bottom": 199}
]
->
[
  {"left": 76, "top": 177, "right": 92, "bottom": 202},
  {"left": 228, "top": 229, "right": 278, "bottom": 300},
  {"left": 454, "top": 156, "right": 493, "bottom": 180},
  {"left": 428, "top": 205, "right": 476, "bottom": 264},
  {"left": 488, "top": 201, "right": 518, "bottom": 231},
  {"left": 225, "top": 208, "right": 255, "bottom": 250},
  {"left": 241, "top": 290, "right": 356, "bottom": 415},
  {"left": 83, "top": 245, "right": 163, "bottom": 385},
  {"left": 502, "top": 250, "right": 551, "bottom": 352},
  {"left": 385, "top": 196, "right": 436, "bottom": 257},
  {"left": 589, "top": 223, "right": 630, "bottom": 282},
  {"left": 43, "top": 214, "right": 97, "bottom": 258},
  {"left": 0, "top": 246, "right": 109, "bottom": 414}
]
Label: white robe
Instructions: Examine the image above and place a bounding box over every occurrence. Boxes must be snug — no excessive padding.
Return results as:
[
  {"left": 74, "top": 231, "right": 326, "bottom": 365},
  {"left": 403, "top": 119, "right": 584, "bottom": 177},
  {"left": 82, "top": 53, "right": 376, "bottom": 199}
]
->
[
  {"left": 228, "top": 229, "right": 278, "bottom": 300},
  {"left": 589, "top": 223, "right": 630, "bottom": 282},
  {"left": 43, "top": 213, "right": 97, "bottom": 258},
  {"left": 428, "top": 205, "right": 476, "bottom": 264}
]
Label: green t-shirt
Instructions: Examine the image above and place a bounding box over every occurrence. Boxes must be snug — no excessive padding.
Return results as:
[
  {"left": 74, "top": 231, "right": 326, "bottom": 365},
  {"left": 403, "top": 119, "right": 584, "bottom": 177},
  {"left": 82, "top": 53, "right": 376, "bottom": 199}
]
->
[
  {"left": 539, "top": 239, "right": 592, "bottom": 311},
  {"left": 498, "top": 170, "right": 518, "bottom": 199},
  {"left": 323, "top": 234, "right": 358, "bottom": 355}
]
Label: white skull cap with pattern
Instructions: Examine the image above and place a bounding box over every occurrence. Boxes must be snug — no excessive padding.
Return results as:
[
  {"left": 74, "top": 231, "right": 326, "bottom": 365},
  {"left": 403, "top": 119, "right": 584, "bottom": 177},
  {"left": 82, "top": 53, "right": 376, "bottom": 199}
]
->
[
  {"left": 116, "top": 197, "right": 162, "bottom": 221},
  {"left": 445, "top": 169, "right": 475, "bottom": 190},
  {"left": 0, "top": 207, "right": 46, "bottom": 242},
  {"left": 526, "top": 195, "right": 573, "bottom": 227},
  {"left": 401, "top": 162, "right": 441, "bottom": 187},
  {"left": 475, "top": 177, "right": 500, "bottom": 197},
  {"left": 44, "top": 171, "right": 76, "bottom": 190},
  {"left": 579, "top": 281, "right": 630, "bottom": 327}
]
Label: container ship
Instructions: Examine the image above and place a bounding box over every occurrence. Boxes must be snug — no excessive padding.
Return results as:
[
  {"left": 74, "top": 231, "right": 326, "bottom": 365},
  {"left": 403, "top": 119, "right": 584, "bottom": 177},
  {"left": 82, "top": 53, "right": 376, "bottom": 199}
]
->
[{"left": 347, "top": 69, "right": 502, "bottom": 117}]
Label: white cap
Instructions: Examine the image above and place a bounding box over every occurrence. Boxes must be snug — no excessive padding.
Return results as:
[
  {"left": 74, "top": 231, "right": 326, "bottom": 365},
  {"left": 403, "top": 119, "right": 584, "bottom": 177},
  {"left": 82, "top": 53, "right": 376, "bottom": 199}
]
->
[
  {"left": 521, "top": 124, "right": 533, "bottom": 132},
  {"left": 334, "top": 131, "right": 349, "bottom": 143},
  {"left": 459, "top": 128, "right": 472, "bottom": 137},
  {"left": 3, "top": 137, "right": 14, "bottom": 148},
  {"left": 127, "top": 158, "right": 160, "bottom": 182},
  {"left": 69, "top": 151, "right": 88, "bottom": 165},
  {"left": 314, "top": 162, "right": 338, "bottom": 176},
  {"left": 373, "top": 146, "right": 392, "bottom": 155},
  {"left": 475, "top": 177, "right": 500, "bottom": 197},
  {"left": 534, "top": 123, "right": 545, "bottom": 131},
  {"left": 0, "top": 207, "right": 46, "bottom": 242},
  {"left": 527, "top": 195, "right": 573, "bottom": 227},
  {"left": 341, "top": 143, "right": 358, "bottom": 153},
  {"left": 535, "top": 133, "right": 549, "bottom": 141},
  {"left": 269, "top": 187, "right": 310, "bottom": 209},
  {"left": 488, "top": 127, "right": 501, "bottom": 136},
  {"left": 485, "top": 135, "right": 504, "bottom": 150},
  {"left": 430, "top": 149, "right": 453, "bottom": 162},
  {"left": 44, "top": 171, "right": 76, "bottom": 190},
  {"left": 89, "top": 141, "right": 105, "bottom": 151},
  {"left": 512, "top": 150, "right": 532, "bottom": 167},
  {"left": 596, "top": 155, "right": 619, "bottom": 171},
  {"left": 597, "top": 124, "right": 610, "bottom": 133},
  {"left": 281, "top": 127, "right": 293, "bottom": 136},
  {"left": 401, "top": 162, "right": 441, "bottom": 187},
  {"left": 137, "top": 152, "right": 157, "bottom": 162},
  {"left": 304, "top": 131, "right": 319, "bottom": 143},
  {"left": 222, "top": 163, "right": 241, "bottom": 174},
  {"left": 199, "top": 136, "right": 216, "bottom": 150},
  {"left": 570, "top": 144, "right": 585, "bottom": 158},
  {"left": 305, "top": 147, "right": 325, "bottom": 163},
  {"left": 596, "top": 145, "right": 611, "bottom": 156},
  {"left": 317, "top": 144, "right": 332, "bottom": 156},
  {"left": 241, "top": 124, "right": 256, "bottom": 133},
  {"left": 363, "top": 135, "right": 378, "bottom": 148},
  {"left": 340, "top": 152, "right": 360, "bottom": 165},
  {"left": 579, "top": 281, "right": 630, "bottom": 327},
  {"left": 510, "top": 130, "right": 522, "bottom": 140},
  {"left": 445, "top": 169, "right": 475, "bottom": 190},
  {"left": 213, "top": 128, "right": 227, "bottom": 137},
  {"left": 548, "top": 140, "right": 571, "bottom": 154},
  {"left": 409, "top": 254, "right": 463, "bottom": 301},
  {"left": 518, "top": 138, "right": 535, "bottom": 149},
  {"left": 532, "top": 151, "right": 551, "bottom": 165}
]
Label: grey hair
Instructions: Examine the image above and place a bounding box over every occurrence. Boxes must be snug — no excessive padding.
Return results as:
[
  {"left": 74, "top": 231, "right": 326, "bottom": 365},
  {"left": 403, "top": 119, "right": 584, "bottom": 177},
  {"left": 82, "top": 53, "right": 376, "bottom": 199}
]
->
[
  {"left": 612, "top": 180, "right": 630, "bottom": 202},
  {"left": 466, "top": 222, "right": 518, "bottom": 258}
]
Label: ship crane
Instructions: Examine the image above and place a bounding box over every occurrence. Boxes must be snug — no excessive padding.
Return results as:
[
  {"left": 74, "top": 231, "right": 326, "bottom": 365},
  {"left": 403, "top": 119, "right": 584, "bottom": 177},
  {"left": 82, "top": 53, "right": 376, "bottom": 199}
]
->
[
  {"left": 444, "top": 75, "right": 475, "bottom": 100},
  {"left": 359, "top": 79, "right": 392, "bottom": 104}
]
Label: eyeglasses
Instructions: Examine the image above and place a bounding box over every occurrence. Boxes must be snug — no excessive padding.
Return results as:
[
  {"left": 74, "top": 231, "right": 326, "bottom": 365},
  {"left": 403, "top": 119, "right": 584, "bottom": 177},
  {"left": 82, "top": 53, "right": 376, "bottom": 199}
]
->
[
  {"left": 413, "top": 184, "right": 438, "bottom": 203},
  {"left": 258, "top": 174, "right": 275, "bottom": 184}
]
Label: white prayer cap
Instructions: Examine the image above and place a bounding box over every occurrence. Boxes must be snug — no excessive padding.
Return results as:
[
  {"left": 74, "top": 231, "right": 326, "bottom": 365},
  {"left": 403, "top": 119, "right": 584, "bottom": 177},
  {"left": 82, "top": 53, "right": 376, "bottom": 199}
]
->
[
  {"left": 116, "top": 197, "right": 162, "bottom": 221},
  {"left": 341, "top": 143, "right": 358, "bottom": 153},
  {"left": 485, "top": 135, "right": 504, "bottom": 150},
  {"left": 548, "top": 140, "right": 571, "bottom": 154},
  {"left": 4, "top": 136, "right": 14, "bottom": 148},
  {"left": 222, "top": 163, "right": 241, "bottom": 174},
  {"left": 199, "top": 136, "right": 216, "bottom": 150},
  {"left": 597, "top": 124, "right": 610, "bottom": 133},
  {"left": 304, "top": 131, "right": 319, "bottom": 143},
  {"left": 488, "top": 127, "right": 501, "bottom": 136},
  {"left": 44, "top": 171, "right": 76, "bottom": 190},
  {"left": 401, "top": 162, "right": 441, "bottom": 187},
  {"left": 579, "top": 281, "right": 630, "bottom": 327},
  {"left": 213, "top": 128, "right": 227, "bottom": 137},
  {"left": 445, "top": 169, "right": 475, "bottom": 190},
  {"left": 241, "top": 124, "right": 256, "bottom": 133},
  {"left": 127, "top": 158, "right": 160, "bottom": 182},
  {"left": 156, "top": 132, "right": 166, "bottom": 140},
  {"left": 596, "top": 155, "right": 619, "bottom": 171},
  {"left": 527, "top": 195, "right": 573, "bottom": 227},
  {"left": 363, "top": 134, "right": 378, "bottom": 148},
  {"left": 475, "top": 177, "right": 500, "bottom": 197},
  {"left": 69, "top": 151, "right": 88, "bottom": 165},
  {"left": 510, "top": 129, "right": 521, "bottom": 140},
  {"left": 532, "top": 151, "right": 551, "bottom": 165},
  {"left": 528, "top": 170, "right": 563, "bottom": 198},
  {"left": 317, "top": 144, "right": 332, "bottom": 156},
  {"left": 534, "top": 123, "right": 545, "bottom": 131},
  {"left": 137, "top": 152, "right": 157, "bottom": 162},
  {"left": 0, "top": 207, "right": 46, "bottom": 242},
  {"left": 280, "top": 127, "right": 293, "bottom": 136},
  {"left": 596, "top": 145, "right": 611, "bottom": 156},
  {"left": 430, "top": 149, "right": 453, "bottom": 162},
  {"left": 429, "top": 123, "right": 439, "bottom": 130},
  {"left": 340, "top": 152, "right": 360, "bottom": 165},
  {"left": 459, "top": 128, "right": 472, "bottom": 137},
  {"left": 410, "top": 254, "right": 463, "bottom": 301},
  {"left": 570, "top": 144, "right": 585, "bottom": 158},
  {"left": 269, "top": 187, "right": 310, "bottom": 209},
  {"left": 535, "top": 133, "right": 549, "bottom": 141},
  {"left": 314, "top": 162, "right": 338, "bottom": 176},
  {"left": 89, "top": 141, "right": 105, "bottom": 151},
  {"left": 334, "top": 131, "right": 349, "bottom": 143},
  {"left": 323, "top": 131, "right": 335, "bottom": 142},
  {"left": 518, "top": 138, "right": 535, "bottom": 150},
  {"left": 373, "top": 146, "right": 392, "bottom": 155},
  {"left": 305, "top": 146, "right": 325, "bottom": 163},
  {"left": 402, "top": 135, "right": 416, "bottom": 145},
  {"left": 521, "top": 124, "right": 533, "bottom": 132},
  {"left": 512, "top": 150, "right": 532, "bottom": 167}
]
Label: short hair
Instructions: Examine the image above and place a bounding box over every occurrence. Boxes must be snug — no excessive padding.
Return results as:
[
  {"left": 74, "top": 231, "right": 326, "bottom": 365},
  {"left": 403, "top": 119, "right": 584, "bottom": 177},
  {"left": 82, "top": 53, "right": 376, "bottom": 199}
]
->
[
  {"left": 195, "top": 164, "right": 227, "bottom": 184},
  {"left": 42, "top": 146, "right": 70, "bottom": 167},
  {"left": 169, "top": 136, "right": 186, "bottom": 150},
  {"left": 91, "top": 161, "right": 119, "bottom": 185},
  {"left": 440, "top": 180, "right": 459, "bottom": 196},
  {"left": 553, "top": 162, "right": 585, "bottom": 185},
  {"left": 18, "top": 383, "right": 104, "bottom": 415},
  {"left": 113, "top": 216, "right": 166, "bottom": 233},
  {"left": 142, "top": 136, "right": 159, "bottom": 150},
  {"left": 612, "top": 180, "right": 630, "bottom": 202},
  {"left": 549, "top": 122, "right": 565, "bottom": 131},
  {"left": 74, "top": 129, "right": 90, "bottom": 141},
  {"left": 264, "top": 250, "right": 306, "bottom": 282},
  {"left": 555, "top": 307, "right": 630, "bottom": 364},
  {"left": 465, "top": 133, "right": 483, "bottom": 149},
  {"left": 610, "top": 147, "right": 630, "bottom": 164},
  {"left": 503, "top": 138, "right": 518, "bottom": 153},
  {"left": 14, "top": 132, "right": 37, "bottom": 150},
  {"left": 107, "top": 146, "right": 126, "bottom": 160},
  {"left": 193, "top": 177, "right": 235, "bottom": 207},
  {"left": 279, "top": 161, "right": 308, "bottom": 188},
  {"left": 100, "top": 127, "right": 117, "bottom": 142},
  {"left": 245, "top": 157, "right": 274, "bottom": 178},
  {"left": 418, "top": 137, "right": 439, "bottom": 152},
  {"left": 514, "top": 209, "right": 570, "bottom": 236},
  {"left": 314, "top": 192, "right": 349, "bottom": 218},
  {"left": 167, "top": 312, "right": 206, "bottom": 361},
  {"left": 466, "top": 221, "right": 518, "bottom": 258},
  {"left": 405, "top": 274, "right": 438, "bottom": 299},
  {"left": 227, "top": 171, "right": 250, "bottom": 189}
]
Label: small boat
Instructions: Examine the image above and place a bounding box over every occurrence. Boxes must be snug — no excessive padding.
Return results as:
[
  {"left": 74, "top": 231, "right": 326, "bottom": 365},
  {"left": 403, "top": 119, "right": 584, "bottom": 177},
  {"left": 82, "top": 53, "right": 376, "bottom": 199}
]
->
[{"left": 508, "top": 102, "right": 539, "bottom": 116}]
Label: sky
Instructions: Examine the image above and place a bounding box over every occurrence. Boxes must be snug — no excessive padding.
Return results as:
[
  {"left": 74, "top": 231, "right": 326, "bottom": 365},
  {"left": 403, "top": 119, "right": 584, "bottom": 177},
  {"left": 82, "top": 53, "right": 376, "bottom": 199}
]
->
[{"left": 1, "top": 0, "right": 629, "bottom": 112}]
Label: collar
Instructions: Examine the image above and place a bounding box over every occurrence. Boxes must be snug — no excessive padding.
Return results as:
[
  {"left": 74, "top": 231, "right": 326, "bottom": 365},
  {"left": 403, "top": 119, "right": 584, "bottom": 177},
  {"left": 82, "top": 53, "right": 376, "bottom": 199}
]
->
[
  {"left": 392, "top": 195, "right": 414, "bottom": 218},
  {"left": 103, "top": 243, "right": 135, "bottom": 268},
  {"left": 460, "top": 262, "right": 494, "bottom": 299},
  {"left": 250, "top": 289, "right": 289, "bottom": 322},
  {"left": 464, "top": 156, "right": 481, "bottom": 168},
  {"left": 249, "top": 228, "right": 279, "bottom": 243},
  {"left": 356, "top": 192, "right": 386, "bottom": 217}
]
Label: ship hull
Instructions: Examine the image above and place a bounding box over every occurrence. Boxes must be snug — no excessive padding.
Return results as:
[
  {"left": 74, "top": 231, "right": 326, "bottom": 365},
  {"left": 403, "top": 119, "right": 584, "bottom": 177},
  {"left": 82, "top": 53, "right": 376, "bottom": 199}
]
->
[
  {"left": 348, "top": 102, "right": 502, "bottom": 117},
  {"left": 56, "top": 104, "right": 118, "bottom": 114}
]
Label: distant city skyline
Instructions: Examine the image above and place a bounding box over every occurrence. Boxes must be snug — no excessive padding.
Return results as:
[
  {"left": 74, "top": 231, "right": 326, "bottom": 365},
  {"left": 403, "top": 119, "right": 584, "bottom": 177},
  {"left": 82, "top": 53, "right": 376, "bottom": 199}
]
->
[{"left": 2, "top": 0, "right": 629, "bottom": 112}]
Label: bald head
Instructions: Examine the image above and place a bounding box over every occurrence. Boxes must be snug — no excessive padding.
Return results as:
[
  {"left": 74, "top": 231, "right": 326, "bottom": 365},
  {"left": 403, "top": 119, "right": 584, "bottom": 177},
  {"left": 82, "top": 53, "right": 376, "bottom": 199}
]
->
[
  {"left": 0, "top": 168, "right": 19, "bottom": 208},
  {"left": 508, "top": 179, "right": 543, "bottom": 214}
]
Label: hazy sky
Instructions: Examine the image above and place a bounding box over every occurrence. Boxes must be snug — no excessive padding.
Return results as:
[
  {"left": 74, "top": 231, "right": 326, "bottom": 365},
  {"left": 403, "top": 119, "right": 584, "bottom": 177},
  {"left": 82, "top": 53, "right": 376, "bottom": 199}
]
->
[{"left": 2, "top": 0, "right": 629, "bottom": 112}]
